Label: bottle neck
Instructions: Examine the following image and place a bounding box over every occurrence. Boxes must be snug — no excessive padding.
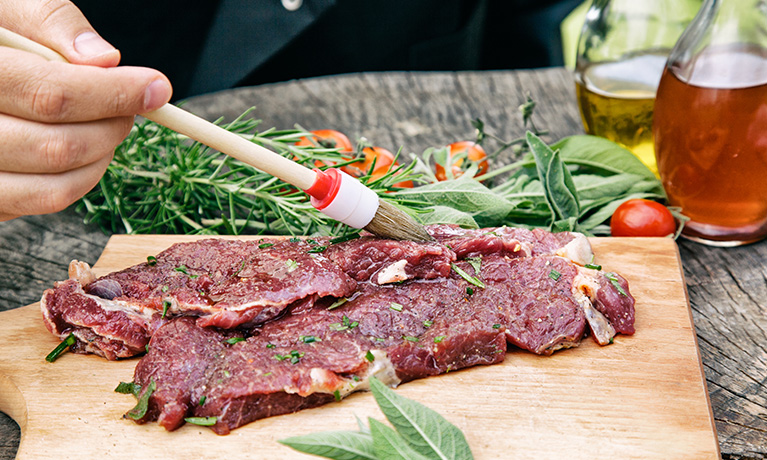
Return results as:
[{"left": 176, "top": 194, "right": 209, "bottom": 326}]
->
[
  {"left": 578, "top": 0, "right": 702, "bottom": 66},
  {"left": 668, "top": 0, "right": 767, "bottom": 88},
  {"left": 675, "top": 0, "right": 767, "bottom": 49}
]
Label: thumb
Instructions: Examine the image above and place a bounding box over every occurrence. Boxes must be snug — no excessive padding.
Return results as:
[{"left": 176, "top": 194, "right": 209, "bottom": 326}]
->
[{"left": 3, "top": 0, "right": 120, "bottom": 68}]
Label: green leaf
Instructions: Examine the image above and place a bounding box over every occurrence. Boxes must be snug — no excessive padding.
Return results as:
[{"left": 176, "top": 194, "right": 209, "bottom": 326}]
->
[
  {"left": 184, "top": 416, "right": 217, "bottom": 426},
  {"left": 356, "top": 415, "right": 371, "bottom": 434},
  {"left": 492, "top": 174, "right": 542, "bottom": 202},
  {"left": 278, "top": 430, "right": 378, "bottom": 460},
  {"left": 394, "top": 178, "right": 515, "bottom": 227},
  {"left": 417, "top": 205, "right": 479, "bottom": 228},
  {"left": 551, "top": 216, "right": 578, "bottom": 232},
  {"left": 575, "top": 175, "right": 664, "bottom": 213},
  {"left": 369, "top": 377, "right": 474, "bottom": 460},
  {"left": 114, "top": 381, "right": 141, "bottom": 398},
  {"left": 551, "top": 135, "right": 661, "bottom": 184},
  {"left": 369, "top": 418, "right": 433, "bottom": 460},
  {"left": 572, "top": 173, "right": 646, "bottom": 201},
  {"left": 451, "top": 263, "right": 485, "bottom": 289},
  {"left": 125, "top": 380, "right": 156, "bottom": 420},
  {"left": 527, "top": 132, "right": 580, "bottom": 228}
]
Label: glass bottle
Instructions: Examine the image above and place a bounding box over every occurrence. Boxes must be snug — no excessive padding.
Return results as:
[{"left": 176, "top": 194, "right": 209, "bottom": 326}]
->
[
  {"left": 653, "top": 0, "right": 767, "bottom": 246},
  {"left": 574, "top": 0, "right": 701, "bottom": 175}
]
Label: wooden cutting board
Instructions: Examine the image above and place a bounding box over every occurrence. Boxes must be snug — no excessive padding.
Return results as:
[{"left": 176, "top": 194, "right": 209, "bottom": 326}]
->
[{"left": 0, "top": 235, "right": 720, "bottom": 459}]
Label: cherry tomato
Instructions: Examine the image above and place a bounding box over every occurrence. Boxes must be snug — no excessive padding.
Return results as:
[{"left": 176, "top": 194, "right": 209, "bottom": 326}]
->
[
  {"left": 610, "top": 199, "right": 676, "bottom": 237},
  {"left": 295, "top": 129, "right": 354, "bottom": 152},
  {"left": 343, "top": 146, "right": 412, "bottom": 188},
  {"left": 434, "top": 141, "right": 489, "bottom": 181}
]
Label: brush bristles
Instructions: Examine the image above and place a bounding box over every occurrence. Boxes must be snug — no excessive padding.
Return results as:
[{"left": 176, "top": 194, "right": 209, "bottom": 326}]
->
[{"left": 363, "top": 199, "right": 433, "bottom": 242}]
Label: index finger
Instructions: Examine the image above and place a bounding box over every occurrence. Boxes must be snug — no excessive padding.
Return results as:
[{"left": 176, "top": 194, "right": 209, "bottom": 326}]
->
[{"left": 0, "top": 47, "right": 172, "bottom": 123}]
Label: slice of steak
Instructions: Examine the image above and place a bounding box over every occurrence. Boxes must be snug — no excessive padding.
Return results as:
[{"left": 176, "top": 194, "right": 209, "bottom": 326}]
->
[
  {"left": 41, "top": 238, "right": 358, "bottom": 358},
  {"left": 133, "top": 312, "right": 380, "bottom": 434},
  {"left": 99, "top": 238, "right": 358, "bottom": 329},
  {"left": 41, "top": 279, "right": 161, "bottom": 360},
  {"left": 129, "top": 247, "right": 622, "bottom": 434},
  {"left": 476, "top": 255, "right": 588, "bottom": 354}
]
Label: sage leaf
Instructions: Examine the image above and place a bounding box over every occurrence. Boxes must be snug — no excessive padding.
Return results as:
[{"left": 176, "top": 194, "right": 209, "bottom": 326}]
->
[
  {"left": 573, "top": 173, "right": 646, "bottom": 201},
  {"left": 394, "top": 177, "right": 514, "bottom": 227},
  {"left": 494, "top": 175, "right": 545, "bottom": 205},
  {"left": 551, "top": 134, "right": 661, "bottom": 184},
  {"left": 417, "top": 205, "right": 479, "bottom": 228},
  {"left": 356, "top": 414, "right": 371, "bottom": 435},
  {"left": 278, "top": 430, "right": 377, "bottom": 460},
  {"left": 527, "top": 132, "right": 580, "bottom": 229},
  {"left": 369, "top": 377, "right": 474, "bottom": 460},
  {"left": 589, "top": 223, "right": 611, "bottom": 236},
  {"left": 369, "top": 418, "right": 433, "bottom": 460}
]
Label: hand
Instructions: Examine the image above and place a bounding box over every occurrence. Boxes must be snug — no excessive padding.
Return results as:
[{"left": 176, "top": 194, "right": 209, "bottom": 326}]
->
[{"left": 0, "top": 0, "right": 172, "bottom": 221}]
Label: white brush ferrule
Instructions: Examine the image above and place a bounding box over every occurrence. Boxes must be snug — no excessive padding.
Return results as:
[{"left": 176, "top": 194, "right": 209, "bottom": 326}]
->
[{"left": 307, "top": 169, "right": 379, "bottom": 229}]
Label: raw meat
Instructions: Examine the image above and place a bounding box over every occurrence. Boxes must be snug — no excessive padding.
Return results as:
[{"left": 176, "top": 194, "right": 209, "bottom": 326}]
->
[
  {"left": 38, "top": 225, "right": 636, "bottom": 433},
  {"left": 132, "top": 253, "right": 600, "bottom": 434},
  {"left": 40, "top": 225, "right": 594, "bottom": 359}
]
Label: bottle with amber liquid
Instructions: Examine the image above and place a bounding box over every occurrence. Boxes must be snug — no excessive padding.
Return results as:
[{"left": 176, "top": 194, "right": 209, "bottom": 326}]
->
[
  {"left": 653, "top": 0, "right": 767, "bottom": 246},
  {"left": 575, "top": 0, "right": 700, "bottom": 175}
]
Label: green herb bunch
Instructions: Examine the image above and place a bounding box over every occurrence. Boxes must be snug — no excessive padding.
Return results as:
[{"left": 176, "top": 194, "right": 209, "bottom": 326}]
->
[
  {"left": 78, "top": 106, "right": 665, "bottom": 237},
  {"left": 279, "top": 377, "right": 474, "bottom": 460},
  {"left": 77, "top": 108, "right": 419, "bottom": 237},
  {"left": 402, "top": 132, "right": 666, "bottom": 235}
]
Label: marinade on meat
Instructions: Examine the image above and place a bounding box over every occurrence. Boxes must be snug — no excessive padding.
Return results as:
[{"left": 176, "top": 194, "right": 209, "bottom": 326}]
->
[{"left": 39, "top": 225, "right": 636, "bottom": 433}]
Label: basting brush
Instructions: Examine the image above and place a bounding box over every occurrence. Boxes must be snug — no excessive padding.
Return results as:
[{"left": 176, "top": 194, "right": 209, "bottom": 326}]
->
[{"left": 0, "top": 26, "right": 433, "bottom": 242}]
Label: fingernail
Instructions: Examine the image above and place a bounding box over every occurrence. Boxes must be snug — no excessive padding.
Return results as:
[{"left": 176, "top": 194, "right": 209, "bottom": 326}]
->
[
  {"left": 144, "top": 79, "right": 172, "bottom": 111},
  {"left": 74, "top": 31, "right": 116, "bottom": 57}
]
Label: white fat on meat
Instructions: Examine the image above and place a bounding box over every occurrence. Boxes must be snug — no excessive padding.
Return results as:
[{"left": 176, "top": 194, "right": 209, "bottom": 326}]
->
[
  {"left": 376, "top": 259, "right": 409, "bottom": 284},
  {"left": 572, "top": 266, "right": 616, "bottom": 345},
  {"left": 305, "top": 350, "right": 401, "bottom": 399},
  {"left": 68, "top": 260, "right": 96, "bottom": 286},
  {"left": 556, "top": 232, "right": 593, "bottom": 266}
]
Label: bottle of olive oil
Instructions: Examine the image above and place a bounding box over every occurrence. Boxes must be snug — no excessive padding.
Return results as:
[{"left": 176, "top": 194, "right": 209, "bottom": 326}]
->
[
  {"left": 574, "top": 0, "right": 701, "bottom": 175},
  {"left": 575, "top": 53, "right": 667, "bottom": 175}
]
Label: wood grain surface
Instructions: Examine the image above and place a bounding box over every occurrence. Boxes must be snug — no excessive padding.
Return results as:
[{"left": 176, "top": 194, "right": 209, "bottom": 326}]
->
[
  {"left": 1, "top": 68, "right": 765, "bottom": 459},
  {"left": 0, "top": 234, "right": 719, "bottom": 459}
]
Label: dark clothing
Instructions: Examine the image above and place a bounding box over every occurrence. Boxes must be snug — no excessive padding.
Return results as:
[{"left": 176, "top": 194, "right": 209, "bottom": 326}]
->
[{"left": 74, "top": 0, "right": 581, "bottom": 99}]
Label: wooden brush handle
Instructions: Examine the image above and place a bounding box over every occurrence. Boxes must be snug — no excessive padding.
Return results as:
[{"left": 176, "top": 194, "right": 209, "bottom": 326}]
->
[
  {"left": 0, "top": 26, "right": 317, "bottom": 190},
  {"left": 145, "top": 105, "right": 316, "bottom": 189}
]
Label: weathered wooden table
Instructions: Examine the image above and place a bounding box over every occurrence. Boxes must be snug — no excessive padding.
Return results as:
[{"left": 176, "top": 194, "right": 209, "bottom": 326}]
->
[{"left": 1, "top": 68, "right": 765, "bottom": 459}]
